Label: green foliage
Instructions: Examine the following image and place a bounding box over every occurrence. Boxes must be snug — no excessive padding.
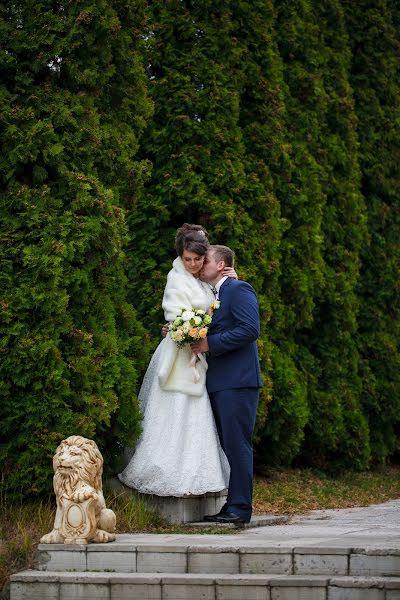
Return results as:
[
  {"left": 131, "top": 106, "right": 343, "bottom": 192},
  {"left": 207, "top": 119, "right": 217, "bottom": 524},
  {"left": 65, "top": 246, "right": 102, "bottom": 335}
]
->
[
  {"left": 126, "top": 0, "right": 399, "bottom": 471},
  {"left": 127, "top": 2, "right": 286, "bottom": 442},
  {"left": 257, "top": 345, "right": 309, "bottom": 466},
  {"left": 277, "top": 0, "right": 370, "bottom": 469},
  {"left": 343, "top": 0, "right": 400, "bottom": 463},
  {"left": 0, "top": 0, "right": 152, "bottom": 495},
  {"left": 2, "top": 0, "right": 399, "bottom": 489}
]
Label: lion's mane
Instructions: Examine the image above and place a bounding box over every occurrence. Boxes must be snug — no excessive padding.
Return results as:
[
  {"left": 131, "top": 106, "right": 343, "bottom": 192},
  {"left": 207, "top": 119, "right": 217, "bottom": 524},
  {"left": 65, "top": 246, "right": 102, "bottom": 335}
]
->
[{"left": 53, "top": 435, "right": 103, "bottom": 498}]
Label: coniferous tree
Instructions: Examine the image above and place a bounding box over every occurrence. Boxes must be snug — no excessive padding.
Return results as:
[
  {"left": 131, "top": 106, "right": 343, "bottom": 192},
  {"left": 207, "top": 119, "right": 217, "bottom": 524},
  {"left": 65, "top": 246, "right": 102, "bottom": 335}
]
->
[
  {"left": 271, "top": 0, "right": 330, "bottom": 464},
  {"left": 344, "top": 0, "right": 400, "bottom": 463},
  {"left": 300, "top": 0, "right": 369, "bottom": 470},
  {"left": 231, "top": 1, "right": 310, "bottom": 465},
  {"left": 0, "top": 0, "right": 152, "bottom": 494},
  {"left": 274, "top": 0, "right": 370, "bottom": 469}
]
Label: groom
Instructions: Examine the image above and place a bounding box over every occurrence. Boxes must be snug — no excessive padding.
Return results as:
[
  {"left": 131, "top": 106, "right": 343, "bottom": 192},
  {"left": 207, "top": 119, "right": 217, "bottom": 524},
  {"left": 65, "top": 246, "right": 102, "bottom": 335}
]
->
[{"left": 191, "top": 245, "right": 262, "bottom": 524}]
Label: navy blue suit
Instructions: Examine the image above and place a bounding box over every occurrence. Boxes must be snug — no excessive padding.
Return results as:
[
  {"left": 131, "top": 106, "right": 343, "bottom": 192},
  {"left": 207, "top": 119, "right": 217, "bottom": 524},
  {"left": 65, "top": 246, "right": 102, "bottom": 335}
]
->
[{"left": 207, "top": 278, "right": 262, "bottom": 522}]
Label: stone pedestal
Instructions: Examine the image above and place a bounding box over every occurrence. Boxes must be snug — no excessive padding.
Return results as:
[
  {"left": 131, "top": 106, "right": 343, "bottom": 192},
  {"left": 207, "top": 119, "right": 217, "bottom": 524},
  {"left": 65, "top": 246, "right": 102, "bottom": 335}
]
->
[
  {"left": 144, "top": 490, "right": 228, "bottom": 524},
  {"left": 109, "top": 477, "right": 227, "bottom": 524}
]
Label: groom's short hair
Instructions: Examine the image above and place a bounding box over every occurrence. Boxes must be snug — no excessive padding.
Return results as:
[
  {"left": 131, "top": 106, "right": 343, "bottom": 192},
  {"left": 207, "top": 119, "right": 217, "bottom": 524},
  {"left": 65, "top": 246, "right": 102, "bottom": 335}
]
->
[{"left": 210, "top": 245, "right": 235, "bottom": 267}]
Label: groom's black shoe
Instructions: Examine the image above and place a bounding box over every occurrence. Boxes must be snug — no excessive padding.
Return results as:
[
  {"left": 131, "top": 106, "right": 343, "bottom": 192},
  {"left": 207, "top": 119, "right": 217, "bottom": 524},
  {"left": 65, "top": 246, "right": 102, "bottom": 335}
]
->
[
  {"left": 203, "top": 510, "right": 227, "bottom": 522},
  {"left": 213, "top": 511, "right": 248, "bottom": 524},
  {"left": 203, "top": 505, "right": 228, "bottom": 522}
]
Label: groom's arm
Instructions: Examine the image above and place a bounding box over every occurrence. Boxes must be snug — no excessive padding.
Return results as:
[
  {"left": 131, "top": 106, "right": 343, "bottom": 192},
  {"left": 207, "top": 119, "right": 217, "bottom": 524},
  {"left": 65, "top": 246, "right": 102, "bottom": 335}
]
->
[{"left": 207, "top": 282, "right": 260, "bottom": 356}]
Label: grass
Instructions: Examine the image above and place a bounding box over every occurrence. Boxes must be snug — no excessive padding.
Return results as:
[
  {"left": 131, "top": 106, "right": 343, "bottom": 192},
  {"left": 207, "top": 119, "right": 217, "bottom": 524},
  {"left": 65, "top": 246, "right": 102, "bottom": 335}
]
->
[
  {"left": 1, "top": 466, "right": 400, "bottom": 595},
  {"left": 253, "top": 466, "right": 400, "bottom": 515},
  {"left": 0, "top": 495, "right": 55, "bottom": 599},
  {"left": 105, "top": 489, "right": 167, "bottom": 531}
]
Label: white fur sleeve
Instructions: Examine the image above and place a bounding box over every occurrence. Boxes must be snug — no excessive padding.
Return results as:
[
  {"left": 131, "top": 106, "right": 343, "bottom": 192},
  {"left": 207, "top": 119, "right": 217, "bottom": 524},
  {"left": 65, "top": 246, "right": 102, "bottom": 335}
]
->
[{"left": 162, "top": 272, "right": 193, "bottom": 322}]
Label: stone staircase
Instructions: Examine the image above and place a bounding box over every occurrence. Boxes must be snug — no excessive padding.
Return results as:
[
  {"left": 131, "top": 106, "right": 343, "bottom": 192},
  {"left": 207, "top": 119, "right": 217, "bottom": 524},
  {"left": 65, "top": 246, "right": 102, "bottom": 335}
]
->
[{"left": 10, "top": 536, "right": 400, "bottom": 599}]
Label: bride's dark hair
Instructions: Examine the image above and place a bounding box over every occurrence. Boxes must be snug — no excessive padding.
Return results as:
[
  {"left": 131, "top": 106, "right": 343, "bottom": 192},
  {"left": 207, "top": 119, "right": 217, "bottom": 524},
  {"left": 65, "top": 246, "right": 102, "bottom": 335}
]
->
[{"left": 175, "top": 223, "right": 210, "bottom": 257}]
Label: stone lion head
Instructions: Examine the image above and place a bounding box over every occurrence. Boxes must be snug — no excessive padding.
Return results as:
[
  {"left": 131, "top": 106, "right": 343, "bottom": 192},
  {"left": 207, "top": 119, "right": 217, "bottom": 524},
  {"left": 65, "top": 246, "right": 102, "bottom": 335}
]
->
[{"left": 53, "top": 435, "right": 103, "bottom": 497}]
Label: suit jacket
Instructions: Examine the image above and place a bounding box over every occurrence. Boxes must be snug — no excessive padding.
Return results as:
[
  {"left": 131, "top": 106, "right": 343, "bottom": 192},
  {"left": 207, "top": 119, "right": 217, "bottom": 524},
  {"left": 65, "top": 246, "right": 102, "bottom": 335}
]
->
[{"left": 206, "top": 278, "right": 262, "bottom": 393}]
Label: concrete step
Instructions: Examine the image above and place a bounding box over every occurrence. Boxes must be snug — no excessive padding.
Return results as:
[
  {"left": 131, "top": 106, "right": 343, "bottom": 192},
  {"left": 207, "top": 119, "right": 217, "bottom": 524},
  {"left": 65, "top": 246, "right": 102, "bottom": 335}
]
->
[
  {"left": 35, "top": 541, "right": 400, "bottom": 578},
  {"left": 10, "top": 570, "right": 400, "bottom": 600}
]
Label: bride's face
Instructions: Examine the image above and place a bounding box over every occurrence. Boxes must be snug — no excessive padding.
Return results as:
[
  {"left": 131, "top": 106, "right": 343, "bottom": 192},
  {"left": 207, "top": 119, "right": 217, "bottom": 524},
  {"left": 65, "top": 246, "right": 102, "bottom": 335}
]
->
[{"left": 182, "top": 249, "right": 205, "bottom": 276}]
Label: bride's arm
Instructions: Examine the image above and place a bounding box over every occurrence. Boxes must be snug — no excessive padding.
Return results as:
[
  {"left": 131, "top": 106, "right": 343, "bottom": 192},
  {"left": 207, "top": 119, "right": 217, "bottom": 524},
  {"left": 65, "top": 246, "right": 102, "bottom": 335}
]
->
[
  {"left": 160, "top": 283, "right": 182, "bottom": 336},
  {"left": 162, "top": 272, "right": 193, "bottom": 322},
  {"left": 224, "top": 266, "right": 238, "bottom": 279}
]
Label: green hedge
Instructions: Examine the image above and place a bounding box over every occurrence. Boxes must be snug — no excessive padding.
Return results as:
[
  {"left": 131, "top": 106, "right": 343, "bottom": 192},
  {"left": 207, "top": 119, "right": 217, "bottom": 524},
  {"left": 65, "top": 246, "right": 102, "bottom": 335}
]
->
[
  {"left": 344, "top": 0, "right": 400, "bottom": 463},
  {"left": 129, "top": 0, "right": 400, "bottom": 471},
  {"left": 2, "top": 0, "right": 400, "bottom": 495},
  {"left": 0, "top": 0, "right": 152, "bottom": 495}
]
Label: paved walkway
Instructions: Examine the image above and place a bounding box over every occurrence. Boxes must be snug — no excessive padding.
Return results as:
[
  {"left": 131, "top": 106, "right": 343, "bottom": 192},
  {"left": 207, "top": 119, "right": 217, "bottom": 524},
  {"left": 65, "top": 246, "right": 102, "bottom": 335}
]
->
[{"left": 115, "top": 499, "right": 400, "bottom": 549}]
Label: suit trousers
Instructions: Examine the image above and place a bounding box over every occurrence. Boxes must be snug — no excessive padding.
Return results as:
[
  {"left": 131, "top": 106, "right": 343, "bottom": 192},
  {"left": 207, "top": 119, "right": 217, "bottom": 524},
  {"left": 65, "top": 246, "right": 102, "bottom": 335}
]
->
[{"left": 208, "top": 387, "right": 260, "bottom": 522}]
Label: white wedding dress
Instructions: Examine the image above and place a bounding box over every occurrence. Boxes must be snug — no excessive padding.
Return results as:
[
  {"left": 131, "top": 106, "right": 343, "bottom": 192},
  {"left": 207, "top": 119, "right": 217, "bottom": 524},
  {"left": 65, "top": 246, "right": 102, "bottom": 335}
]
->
[{"left": 118, "top": 258, "right": 229, "bottom": 496}]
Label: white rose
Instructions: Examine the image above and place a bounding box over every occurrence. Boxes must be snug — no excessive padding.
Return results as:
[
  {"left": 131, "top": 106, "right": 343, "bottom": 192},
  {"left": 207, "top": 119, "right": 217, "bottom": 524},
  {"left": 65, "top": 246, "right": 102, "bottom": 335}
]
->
[
  {"left": 182, "top": 321, "right": 191, "bottom": 333},
  {"left": 181, "top": 310, "right": 195, "bottom": 321},
  {"left": 196, "top": 309, "right": 205, "bottom": 315},
  {"left": 193, "top": 316, "right": 202, "bottom": 325}
]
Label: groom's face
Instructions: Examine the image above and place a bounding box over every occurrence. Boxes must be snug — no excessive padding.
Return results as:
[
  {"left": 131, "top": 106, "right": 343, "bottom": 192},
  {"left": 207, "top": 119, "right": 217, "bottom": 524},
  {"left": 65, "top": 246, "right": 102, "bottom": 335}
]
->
[{"left": 200, "top": 250, "right": 224, "bottom": 284}]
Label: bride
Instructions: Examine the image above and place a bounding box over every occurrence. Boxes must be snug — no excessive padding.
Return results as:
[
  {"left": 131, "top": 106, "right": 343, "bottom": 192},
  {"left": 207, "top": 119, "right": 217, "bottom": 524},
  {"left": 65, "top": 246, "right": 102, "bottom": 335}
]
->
[{"left": 118, "top": 224, "right": 231, "bottom": 496}]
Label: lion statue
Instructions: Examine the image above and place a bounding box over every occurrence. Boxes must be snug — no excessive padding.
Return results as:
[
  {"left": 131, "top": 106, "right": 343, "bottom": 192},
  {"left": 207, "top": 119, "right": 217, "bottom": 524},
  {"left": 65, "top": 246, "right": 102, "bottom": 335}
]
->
[{"left": 40, "top": 435, "right": 116, "bottom": 544}]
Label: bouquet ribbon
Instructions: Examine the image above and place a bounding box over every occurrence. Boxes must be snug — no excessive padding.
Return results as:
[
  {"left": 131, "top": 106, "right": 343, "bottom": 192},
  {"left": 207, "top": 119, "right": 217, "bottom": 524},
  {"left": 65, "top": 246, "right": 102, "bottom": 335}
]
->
[{"left": 189, "top": 351, "right": 207, "bottom": 383}]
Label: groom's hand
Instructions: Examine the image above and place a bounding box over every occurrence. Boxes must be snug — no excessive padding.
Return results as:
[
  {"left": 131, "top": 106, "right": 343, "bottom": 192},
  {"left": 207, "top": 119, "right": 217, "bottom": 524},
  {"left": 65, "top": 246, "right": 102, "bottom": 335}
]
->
[{"left": 191, "top": 339, "right": 209, "bottom": 354}]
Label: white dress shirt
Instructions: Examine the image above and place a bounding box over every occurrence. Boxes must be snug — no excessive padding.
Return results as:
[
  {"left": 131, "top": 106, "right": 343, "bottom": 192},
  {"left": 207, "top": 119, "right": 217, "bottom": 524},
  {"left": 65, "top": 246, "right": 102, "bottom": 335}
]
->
[{"left": 214, "top": 276, "right": 228, "bottom": 300}]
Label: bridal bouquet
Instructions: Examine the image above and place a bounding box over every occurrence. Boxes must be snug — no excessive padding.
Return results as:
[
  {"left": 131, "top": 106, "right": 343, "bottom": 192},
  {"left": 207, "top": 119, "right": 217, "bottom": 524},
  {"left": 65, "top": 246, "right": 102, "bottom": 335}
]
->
[{"left": 169, "top": 308, "right": 212, "bottom": 348}]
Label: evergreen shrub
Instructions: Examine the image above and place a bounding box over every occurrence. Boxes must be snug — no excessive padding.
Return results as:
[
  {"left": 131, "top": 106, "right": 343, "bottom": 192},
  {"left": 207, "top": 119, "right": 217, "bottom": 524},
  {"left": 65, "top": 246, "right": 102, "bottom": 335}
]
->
[{"left": 0, "top": 0, "right": 152, "bottom": 495}]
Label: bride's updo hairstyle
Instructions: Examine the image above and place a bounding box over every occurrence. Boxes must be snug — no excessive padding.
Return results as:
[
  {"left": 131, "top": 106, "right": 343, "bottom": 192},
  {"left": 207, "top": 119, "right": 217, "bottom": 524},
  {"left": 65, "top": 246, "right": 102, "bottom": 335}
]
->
[{"left": 175, "top": 223, "right": 210, "bottom": 257}]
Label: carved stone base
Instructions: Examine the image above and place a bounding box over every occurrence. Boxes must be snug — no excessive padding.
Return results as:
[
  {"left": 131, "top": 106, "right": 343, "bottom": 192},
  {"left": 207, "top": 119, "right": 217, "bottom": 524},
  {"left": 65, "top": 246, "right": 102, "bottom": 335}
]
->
[{"left": 61, "top": 497, "right": 97, "bottom": 545}]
